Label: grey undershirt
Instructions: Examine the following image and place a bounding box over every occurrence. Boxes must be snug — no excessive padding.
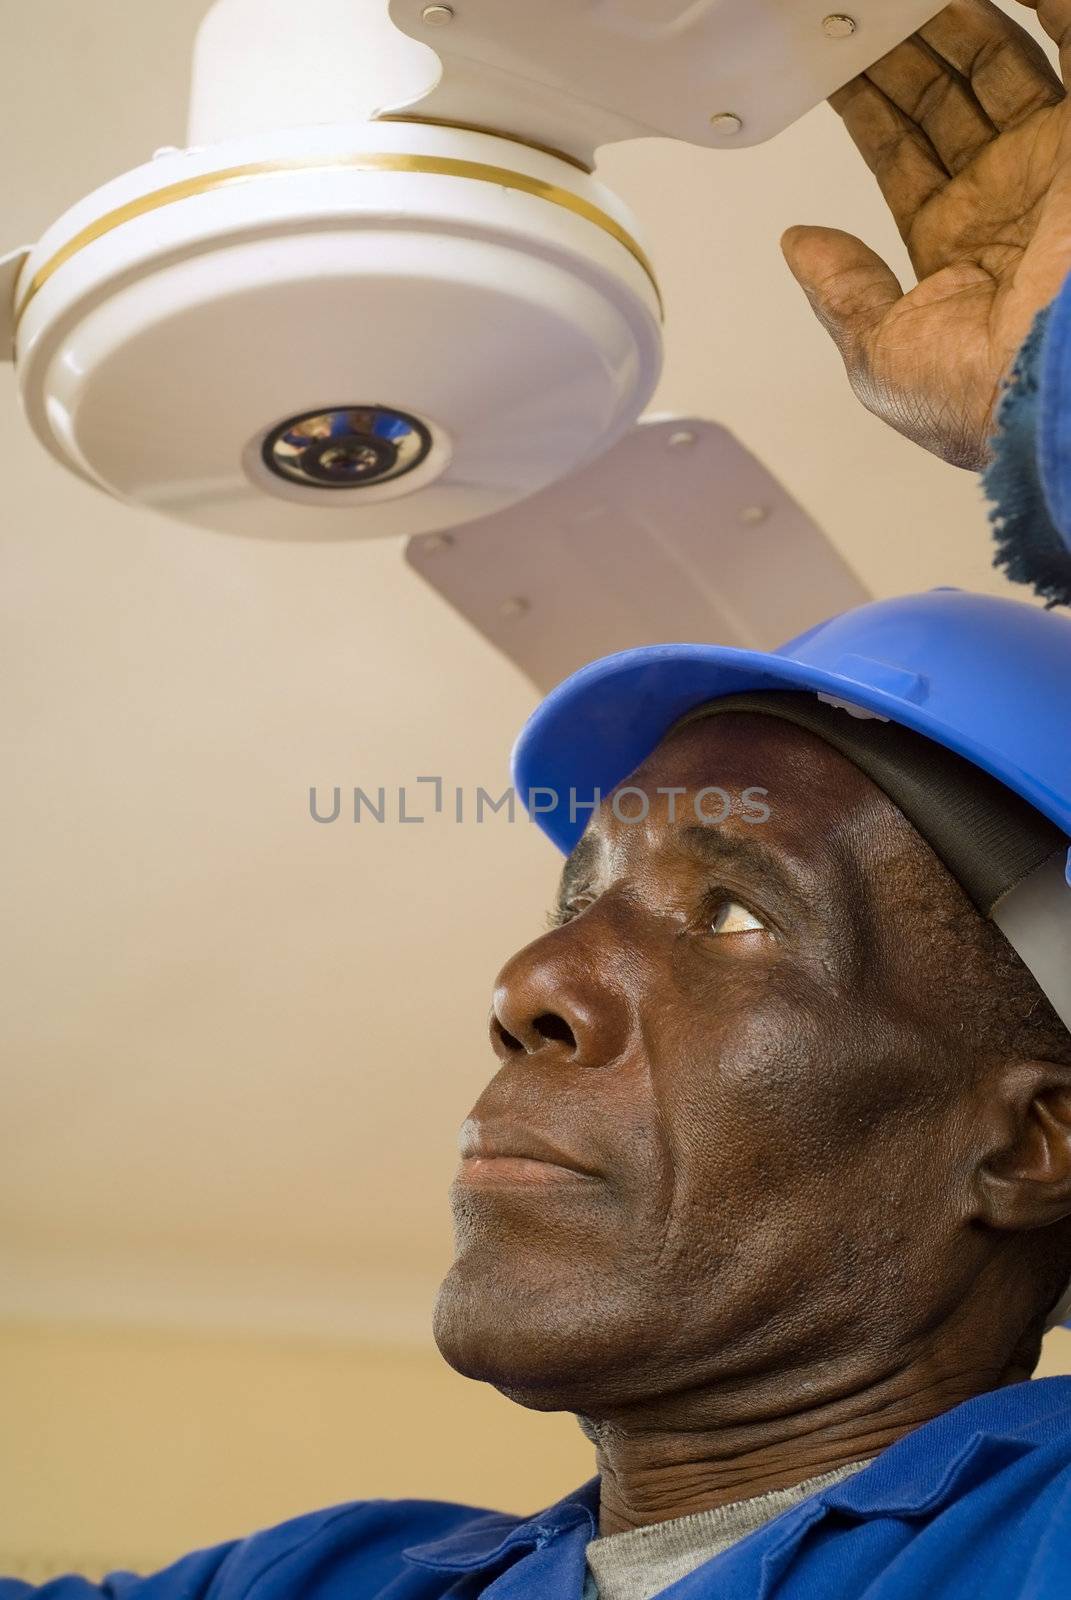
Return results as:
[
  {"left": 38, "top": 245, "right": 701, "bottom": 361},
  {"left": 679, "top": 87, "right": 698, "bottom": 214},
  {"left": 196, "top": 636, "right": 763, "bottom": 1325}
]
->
[{"left": 582, "top": 1459, "right": 871, "bottom": 1600}]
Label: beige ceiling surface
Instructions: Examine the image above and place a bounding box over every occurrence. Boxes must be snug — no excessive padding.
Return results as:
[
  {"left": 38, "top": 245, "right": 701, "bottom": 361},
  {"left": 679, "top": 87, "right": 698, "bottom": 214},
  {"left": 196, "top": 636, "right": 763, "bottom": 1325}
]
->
[{"left": 0, "top": 2, "right": 1050, "bottom": 1344}]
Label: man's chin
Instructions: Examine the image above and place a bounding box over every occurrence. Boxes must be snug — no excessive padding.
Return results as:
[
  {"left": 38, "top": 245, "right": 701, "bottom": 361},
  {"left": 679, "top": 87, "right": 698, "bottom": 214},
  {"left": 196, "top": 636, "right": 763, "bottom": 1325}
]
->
[
  {"left": 432, "top": 1257, "right": 564, "bottom": 1401},
  {"left": 431, "top": 1252, "right": 647, "bottom": 1411}
]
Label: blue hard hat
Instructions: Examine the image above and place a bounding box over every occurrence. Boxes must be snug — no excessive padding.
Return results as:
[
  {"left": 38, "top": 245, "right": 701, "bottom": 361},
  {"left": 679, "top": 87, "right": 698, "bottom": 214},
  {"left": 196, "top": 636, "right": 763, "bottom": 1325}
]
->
[{"left": 512, "top": 589, "right": 1071, "bottom": 857}]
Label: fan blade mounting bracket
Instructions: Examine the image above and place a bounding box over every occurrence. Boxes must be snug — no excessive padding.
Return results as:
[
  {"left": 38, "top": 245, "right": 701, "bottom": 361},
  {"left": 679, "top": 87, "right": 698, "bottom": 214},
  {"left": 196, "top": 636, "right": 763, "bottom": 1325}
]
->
[{"left": 384, "top": 0, "right": 948, "bottom": 165}]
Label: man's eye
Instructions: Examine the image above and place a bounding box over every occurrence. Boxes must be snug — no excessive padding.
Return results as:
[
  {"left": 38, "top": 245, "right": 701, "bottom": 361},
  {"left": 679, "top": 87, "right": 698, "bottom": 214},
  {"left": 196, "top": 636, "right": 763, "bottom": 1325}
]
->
[
  {"left": 550, "top": 893, "right": 596, "bottom": 929},
  {"left": 710, "top": 900, "right": 766, "bottom": 936}
]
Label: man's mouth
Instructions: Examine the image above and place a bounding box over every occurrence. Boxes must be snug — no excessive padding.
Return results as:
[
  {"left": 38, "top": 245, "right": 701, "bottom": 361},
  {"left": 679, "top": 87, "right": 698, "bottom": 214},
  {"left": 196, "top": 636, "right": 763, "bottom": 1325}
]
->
[
  {"left": 456, "top": 1154, "right": 599, "bottom": 1187},
  {"left": 455, "top": 1116, "right": 602, "bottom": 1185}
]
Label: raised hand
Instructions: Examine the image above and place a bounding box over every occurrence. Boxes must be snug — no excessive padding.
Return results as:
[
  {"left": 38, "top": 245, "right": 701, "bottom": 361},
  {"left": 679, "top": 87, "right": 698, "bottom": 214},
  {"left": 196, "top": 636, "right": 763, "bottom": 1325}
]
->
[{"left": 781, "top": 0, "right": 1071, "bottom": 471}]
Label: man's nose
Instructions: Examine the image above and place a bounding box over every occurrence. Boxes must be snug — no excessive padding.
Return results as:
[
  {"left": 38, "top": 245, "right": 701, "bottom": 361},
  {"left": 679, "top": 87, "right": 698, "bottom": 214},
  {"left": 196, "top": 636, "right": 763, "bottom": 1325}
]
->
[{"left": 489, "top": 926, "right": 631, "bottom": 1069}]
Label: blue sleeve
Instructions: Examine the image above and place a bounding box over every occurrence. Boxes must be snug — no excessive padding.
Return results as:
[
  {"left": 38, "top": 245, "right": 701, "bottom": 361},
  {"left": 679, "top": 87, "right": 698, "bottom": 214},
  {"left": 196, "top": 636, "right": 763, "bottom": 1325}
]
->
[
  {"left": 0, "top": 1504, "right": 376, "bottom": 1600},
  {"left": 982, "top": 290, "right": 1071, "bottom": 608},
  {"left": 0, "top": 1498, "right": 478, "bottom": 1600},
  {"left": 1035, "top": 267, "right": 1071, "bottom": 558},
  {"left": 0, "top": 1542, "right": 240, "bottom": 1600}
]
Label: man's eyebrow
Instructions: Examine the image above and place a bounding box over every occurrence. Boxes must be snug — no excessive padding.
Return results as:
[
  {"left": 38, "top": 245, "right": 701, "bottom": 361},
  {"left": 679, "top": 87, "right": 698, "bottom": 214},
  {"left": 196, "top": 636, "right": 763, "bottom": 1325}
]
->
[
  {"left": 674, "top": 825, "right": 815, "bottom": 911},
  {"left": 554, "top": 825, "right": 819, "bottom": 916},
  {"left": 556, "top": 833, "right": 601, "bottom": 908}
]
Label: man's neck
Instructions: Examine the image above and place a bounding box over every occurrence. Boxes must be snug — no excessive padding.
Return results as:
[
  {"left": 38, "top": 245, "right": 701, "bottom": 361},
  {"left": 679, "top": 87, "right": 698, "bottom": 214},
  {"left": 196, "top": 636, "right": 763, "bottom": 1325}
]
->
[{"left": 590, "top": 1358, "right": 1022, "bottom": 1536}]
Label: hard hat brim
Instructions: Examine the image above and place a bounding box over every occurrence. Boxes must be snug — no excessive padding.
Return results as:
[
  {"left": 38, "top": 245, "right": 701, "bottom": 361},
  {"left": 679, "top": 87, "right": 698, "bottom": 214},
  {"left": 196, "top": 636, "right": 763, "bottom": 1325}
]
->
[{"left": 512, "top": 640, "right": 1071, "bottom": 856}]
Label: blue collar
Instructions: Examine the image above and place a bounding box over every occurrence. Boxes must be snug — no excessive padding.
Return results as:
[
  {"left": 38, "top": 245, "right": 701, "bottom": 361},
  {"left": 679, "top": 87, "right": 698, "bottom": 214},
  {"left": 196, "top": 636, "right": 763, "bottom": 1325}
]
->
[
  {"left": 402, "top": 1478, "right": 600, "bottom": 1573},
  {"left": 820, "top": 1377, "right": 1071, "bottom": 1519},
  {"left": 401, "top": 1379, "right": 1071, "bottom": 1575}
]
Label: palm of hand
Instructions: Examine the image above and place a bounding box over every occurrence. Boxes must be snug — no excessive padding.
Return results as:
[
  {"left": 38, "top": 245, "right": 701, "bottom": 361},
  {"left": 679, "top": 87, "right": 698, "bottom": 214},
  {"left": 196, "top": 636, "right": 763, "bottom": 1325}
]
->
[
  {"left": 872, "top": 99, "right": 1071, "bottom": 469},
  {"left": 783, "top": 0, "right": 1071, "bottom": 473}
]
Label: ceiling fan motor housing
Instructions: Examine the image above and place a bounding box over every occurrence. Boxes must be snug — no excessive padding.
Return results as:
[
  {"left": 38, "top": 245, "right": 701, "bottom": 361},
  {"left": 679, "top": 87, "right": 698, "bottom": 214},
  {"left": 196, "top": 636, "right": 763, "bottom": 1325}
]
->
[
  {"left": 9, "top": 0, "right": 663, "bottom": 542},
  {"left": 6, "top": 0, "right": 950, "bottom": 543}
]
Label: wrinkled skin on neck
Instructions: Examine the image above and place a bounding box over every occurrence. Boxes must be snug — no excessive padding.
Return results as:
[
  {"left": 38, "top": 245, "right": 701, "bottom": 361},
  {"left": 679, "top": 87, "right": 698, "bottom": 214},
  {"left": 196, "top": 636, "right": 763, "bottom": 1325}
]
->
[{"left": 433, "top": 716, "right": 1062, "bottom": 1535}]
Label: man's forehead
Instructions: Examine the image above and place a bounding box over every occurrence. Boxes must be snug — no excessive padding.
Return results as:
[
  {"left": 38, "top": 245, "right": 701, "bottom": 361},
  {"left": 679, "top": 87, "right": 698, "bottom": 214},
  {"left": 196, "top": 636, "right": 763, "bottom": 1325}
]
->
[
  {"left": 640, "top": 709, "right": 861, "bottom": 783},
  {"left": 556, "top": 713, "right": 890, "bottom": 893},
  {"left": 625, "top": 711, "right": 877, "bottom": 823}
]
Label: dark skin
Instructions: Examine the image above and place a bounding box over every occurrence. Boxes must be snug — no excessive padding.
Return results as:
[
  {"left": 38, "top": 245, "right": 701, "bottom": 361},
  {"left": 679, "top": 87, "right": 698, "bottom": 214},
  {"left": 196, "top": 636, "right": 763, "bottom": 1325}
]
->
[{"left": 433, "top": 715, "right": 1071, "bottom": 1537}]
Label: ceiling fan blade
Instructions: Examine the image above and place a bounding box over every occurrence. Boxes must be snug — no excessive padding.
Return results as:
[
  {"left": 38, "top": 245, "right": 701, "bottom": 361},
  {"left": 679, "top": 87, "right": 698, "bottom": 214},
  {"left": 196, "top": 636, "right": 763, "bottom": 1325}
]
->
[{"left": 405, "top": 416, "right": 870, "bottom": 694}]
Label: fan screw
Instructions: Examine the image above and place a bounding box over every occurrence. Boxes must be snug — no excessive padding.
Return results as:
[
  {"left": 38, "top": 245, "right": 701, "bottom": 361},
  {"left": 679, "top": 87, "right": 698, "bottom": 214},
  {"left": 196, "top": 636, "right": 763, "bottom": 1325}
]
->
[
  {"left": 822, "top": 14, "right": 857, "bottom": 37},
  {"left": 422, "top": 5, "right": 455, "bottom": 24},
  {"left": 710, "top": 113, "right": 742, "bottom": 135}
]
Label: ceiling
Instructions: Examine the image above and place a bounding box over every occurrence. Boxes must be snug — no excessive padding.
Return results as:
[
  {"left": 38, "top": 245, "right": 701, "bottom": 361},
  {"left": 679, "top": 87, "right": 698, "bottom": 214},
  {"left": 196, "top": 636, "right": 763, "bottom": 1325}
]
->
[{"left": 0, "top": 1, "right": 1051, "bottom": 1345}]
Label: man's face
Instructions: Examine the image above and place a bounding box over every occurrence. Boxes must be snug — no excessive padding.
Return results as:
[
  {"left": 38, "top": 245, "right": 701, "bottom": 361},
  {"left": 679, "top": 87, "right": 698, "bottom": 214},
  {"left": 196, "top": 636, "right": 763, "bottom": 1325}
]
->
[{"left": 433, "top": 714, "right": 986, "bottom": 1416}]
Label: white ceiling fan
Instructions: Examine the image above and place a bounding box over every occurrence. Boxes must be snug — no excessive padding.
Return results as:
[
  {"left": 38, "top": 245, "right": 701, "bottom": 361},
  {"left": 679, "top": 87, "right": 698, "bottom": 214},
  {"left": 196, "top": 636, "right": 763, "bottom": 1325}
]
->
[{"left": 1, "top": 0, "right": 938, "bottom": 681}]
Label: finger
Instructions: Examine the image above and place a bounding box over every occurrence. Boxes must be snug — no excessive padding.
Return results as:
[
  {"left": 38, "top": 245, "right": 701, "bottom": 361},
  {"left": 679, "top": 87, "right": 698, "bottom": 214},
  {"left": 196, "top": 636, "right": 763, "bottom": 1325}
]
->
[
  {"left": 917, "top": 0, "right": 1066, "bottom": 131},
  {"left": 864, "top": 32, "right": 999, "bottom": 177},
  {"left": 780, "top": 226, "right": 905, "bottom": 366},
  {"left": 1012, "top": 0, "right": 1071, "bottom": 85},
  {"left": 826, "top": 74, "right": 953, "bottom": 245}
]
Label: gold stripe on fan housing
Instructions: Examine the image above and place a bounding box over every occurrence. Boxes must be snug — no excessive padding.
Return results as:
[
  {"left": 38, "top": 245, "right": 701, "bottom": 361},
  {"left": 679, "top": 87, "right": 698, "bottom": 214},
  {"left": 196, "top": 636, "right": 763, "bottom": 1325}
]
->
[{"left": 11, "top": 120, "right": 663, "bottom": 544}]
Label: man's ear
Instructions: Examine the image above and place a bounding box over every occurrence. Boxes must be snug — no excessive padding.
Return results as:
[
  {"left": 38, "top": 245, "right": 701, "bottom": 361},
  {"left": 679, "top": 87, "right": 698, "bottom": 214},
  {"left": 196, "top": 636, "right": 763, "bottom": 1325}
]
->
[{"left": 974, "top": 1061, "right": 1071, "bottom": 1231}]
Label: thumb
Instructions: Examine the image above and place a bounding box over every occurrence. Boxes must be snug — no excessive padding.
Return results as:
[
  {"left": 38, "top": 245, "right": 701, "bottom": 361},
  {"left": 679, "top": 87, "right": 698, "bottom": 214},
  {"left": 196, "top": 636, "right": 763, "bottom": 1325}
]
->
[{"left": 780, "top": 225, "right": 904, "bottom": 360}]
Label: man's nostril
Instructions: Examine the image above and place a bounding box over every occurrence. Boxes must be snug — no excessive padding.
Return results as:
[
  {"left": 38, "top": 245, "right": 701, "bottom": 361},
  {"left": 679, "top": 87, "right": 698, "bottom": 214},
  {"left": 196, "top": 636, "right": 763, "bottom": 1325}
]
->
[
  {"left": 533, "top": 1013, "right": 577, "bottom": 1049},
  {"left": 494, "top": 1019, "right": 524, "bottom": 1053},
  {"left": 491, "top": 1009, "right": 578, "bottom": 1054}
]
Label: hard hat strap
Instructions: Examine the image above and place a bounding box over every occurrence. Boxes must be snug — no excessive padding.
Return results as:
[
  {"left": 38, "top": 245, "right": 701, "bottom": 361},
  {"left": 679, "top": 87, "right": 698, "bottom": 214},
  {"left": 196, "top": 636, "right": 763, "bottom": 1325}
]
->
[{"left": 992, "top": 848, "right": 1071, "bottom": 1037}]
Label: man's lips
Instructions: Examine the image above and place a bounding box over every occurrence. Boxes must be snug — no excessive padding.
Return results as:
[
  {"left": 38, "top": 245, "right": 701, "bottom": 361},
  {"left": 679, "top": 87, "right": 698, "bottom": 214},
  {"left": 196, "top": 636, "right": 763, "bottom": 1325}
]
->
[
  {"left": 456, "top": 1156, "right": 596, "bottom": 1187},
  {"left": 455, "top": 1117, "right": 602, "bottom": 1185}
]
